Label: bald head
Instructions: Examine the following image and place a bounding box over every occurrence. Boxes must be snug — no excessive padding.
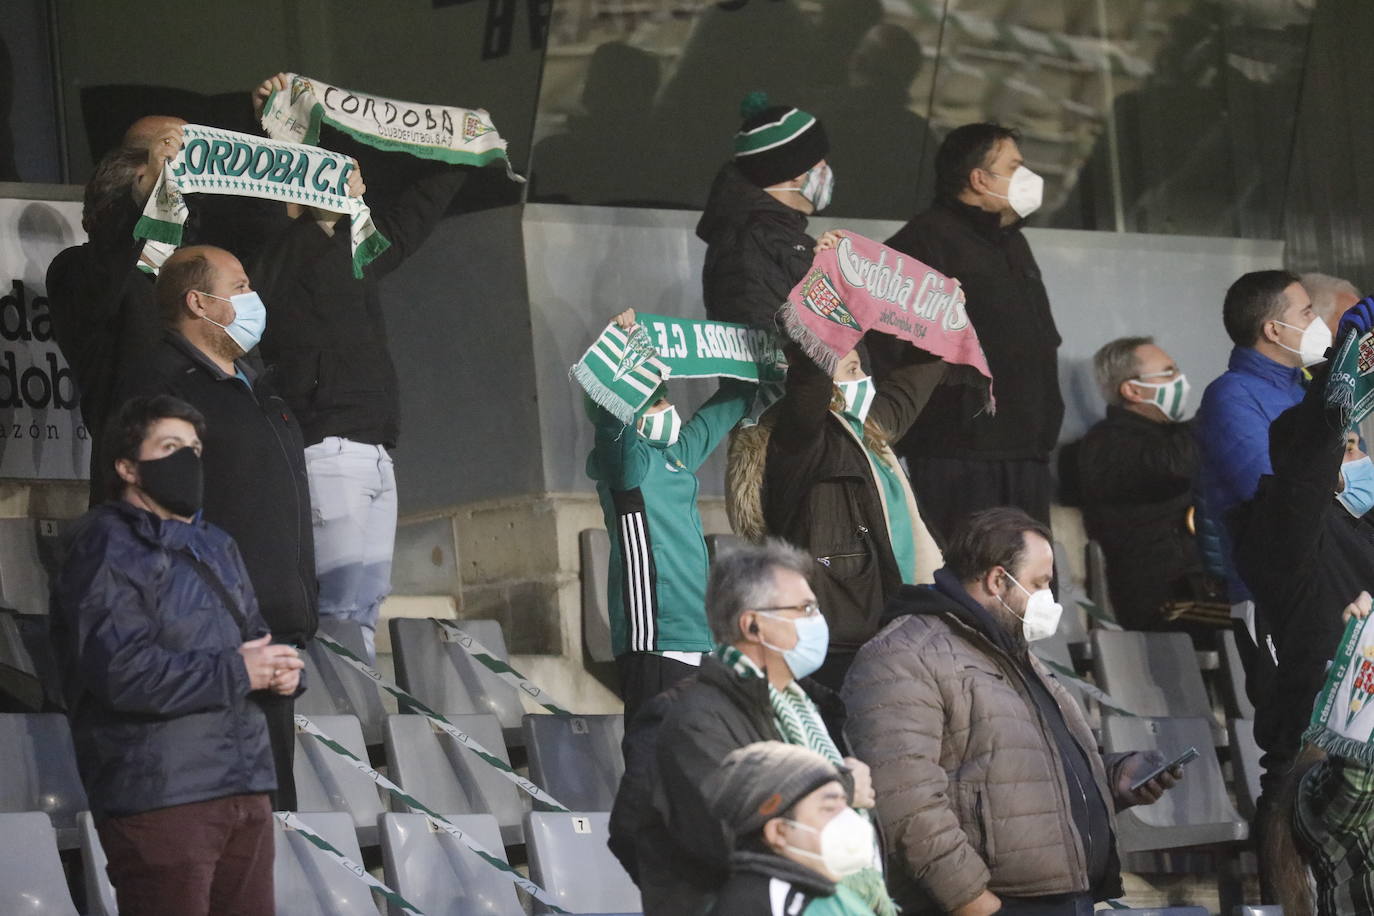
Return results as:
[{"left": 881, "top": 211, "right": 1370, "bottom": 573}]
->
[
  {"left": 122, "top": 116, "right": 187, "bottom": 150},
  {"left": 155, "top": 245, "right": 245, "bottom": 326}
]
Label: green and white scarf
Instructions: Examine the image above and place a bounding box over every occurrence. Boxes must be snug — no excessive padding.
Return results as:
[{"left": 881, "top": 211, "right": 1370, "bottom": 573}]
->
[
  {"left": 714, "top": 644, "right": 897, "bottom": 916},
  {"left": 572, "top": 314, "right": 785, "bottom": 424},
  {"left": 261, "top": 73, "right": 522, "bottom": 181},
  {"left": 1306, "top": 612, "right": 1374, "bottom": 765},
  {"left": 1326, "top": 328, "right": 1374, "bottom": 430},
  {"left": 133, "top": 124, "right": 390, "bottom": 278}
]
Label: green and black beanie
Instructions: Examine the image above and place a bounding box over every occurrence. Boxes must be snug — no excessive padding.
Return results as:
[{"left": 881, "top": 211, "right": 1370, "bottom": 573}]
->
[{"left": 733, "top": 91, "right": 829, "bottom": 188}]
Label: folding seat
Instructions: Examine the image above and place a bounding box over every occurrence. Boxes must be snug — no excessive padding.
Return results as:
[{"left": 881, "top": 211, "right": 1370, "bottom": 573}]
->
[
  {"left": 1091, "top": 631, "right": 1221, "bottom": 743},
  {"left": 294, "top": 714, "right": 386, "bottom": 847},
  {"left": 525, "top": 811, "right": 642, "bottom": 914},
  {"left": 0, "top": 712, "right": 88, "bottom": 848},
  {"left": 579, "top": 529, "right": 614, "bottom": 664},
  {"left": 0, "top": 609, "right": 43, "bottom": 711},
  {"left": 0, "top": 517, "right": 53, "bottom": 613},
  {"left": 0, "top": 811, "right": 79, "bottom": 915},
  {"left": 1051, "top": 541, "right": 1092, "bottom": 655},
  {"left": 1101, "top": 715, "right": 1248, "bottom": 852},
  {"left": 1032, "top": 632, "right": 1088, "bottom": 715},
  {"left": 297, "top": 619, "right": 388, "bottom": 747},
  {"left": 1094, "top": 909, "right": 1209, "bottom": 915},
  {"left": 381, "top": 812, "right": 524, "bottom": 916},
  {"left": 1084, "top": 539, "right": 1115, "bottom": 620},
  {"left": 523, "top": 713, "right": 624, "bottom": 812},
  {"left": 705, "top": 533, "right": 744, "bottom": 562},
  {"left": 1228, "top": 718, "right": 1262, "bottom": 820},
  {"left": 275, "top": 811, "right": 382, "bottom": 916},
  {"left": 390, "top": 618, "right": 525, "bottom": 745},
  {"left": 1219, "top": 629, "right": 1256, "bottom": 720},
  {"left": 78, "top": 811, "right": 118, "bottom": 916},
  {"left": 385, "top": 713, "right": 525, "bottom": 845}
]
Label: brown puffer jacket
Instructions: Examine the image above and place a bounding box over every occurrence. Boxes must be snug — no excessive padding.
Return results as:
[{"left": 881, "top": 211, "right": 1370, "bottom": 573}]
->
[{"left": 842, "top": 580, "right": 1128, "bottom": 913}]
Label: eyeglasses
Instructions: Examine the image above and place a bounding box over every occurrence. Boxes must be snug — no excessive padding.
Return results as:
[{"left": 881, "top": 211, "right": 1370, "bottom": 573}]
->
[{"left": 752, "top": 603, "right": 822, "bottom": 618}]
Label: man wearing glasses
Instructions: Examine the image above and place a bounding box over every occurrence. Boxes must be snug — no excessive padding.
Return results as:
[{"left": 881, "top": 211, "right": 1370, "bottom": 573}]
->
[{"left": 610, "top": 540, "right": 890, "bottom": 916}]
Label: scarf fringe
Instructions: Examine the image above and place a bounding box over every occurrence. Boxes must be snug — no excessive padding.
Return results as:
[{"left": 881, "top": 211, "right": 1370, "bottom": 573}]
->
[
  {"left": 1304, "top": 723, "right": 1374, "bottom": 767},
  {"left": 569, "top": 362, "right": 640, "bottom": 424},
  {"left": 780, "top": 303, "right": 841, "bottom": 375}
]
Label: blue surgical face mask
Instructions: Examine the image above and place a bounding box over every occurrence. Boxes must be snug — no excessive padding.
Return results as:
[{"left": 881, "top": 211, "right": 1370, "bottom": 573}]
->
[
  {"left": 760, "top": 611, "right": 830, "bottom": 680},
  {"left": 198, "top": 290, "right": 267, "bottom": 354},
  {"left": 1339, "top": 455, "right": 1374, "bottom": 518}
]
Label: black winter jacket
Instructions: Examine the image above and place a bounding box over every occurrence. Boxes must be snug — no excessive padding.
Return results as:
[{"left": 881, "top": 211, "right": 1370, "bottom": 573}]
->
[
  {"left": 764, "top": 348, "right": 944, "bottom": 650},
  {"left": 1233, "top": 364, "right": 1374, "bottom": 774},
  {"left": 707, "top": 852, "right": 857, "bottom": 916},
  {"left": 884, "top": 198, "right": 1063, "bottom": 460},
  {"left": 1077, "top": 408, "right": 1203, "bottom": 629},
  {"left": 46, "top": 195, "right": 162, "bottom": 501},
  {"left": 608, "top": 656, "right": 847, "bottom": 916},
  {"left": 51, "top": 501, "right": 276, "bottom": 821},
  {"left": 253, "top": 164, "right": 467, "bottom": 448},
  {"left": 119, "top": 332, "right": 318, "bottom": 643},
  {"left": 697, "top": 162, "right": 816, "bottom": 330}
]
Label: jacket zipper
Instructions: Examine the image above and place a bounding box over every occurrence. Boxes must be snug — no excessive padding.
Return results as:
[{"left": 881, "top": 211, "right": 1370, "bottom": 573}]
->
[{"left": 816, "top": 527, "right": 868, "bottom": 566}]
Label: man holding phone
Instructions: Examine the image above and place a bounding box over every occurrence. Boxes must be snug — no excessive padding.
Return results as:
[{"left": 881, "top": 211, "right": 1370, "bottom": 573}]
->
[{"left": 843, "top": 508, "right": 1181, "bottom": 916}]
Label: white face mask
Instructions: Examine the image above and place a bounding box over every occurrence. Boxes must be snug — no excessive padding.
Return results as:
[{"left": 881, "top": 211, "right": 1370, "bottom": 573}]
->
[
  {"left": 766, "top": 162, "right": 834, "bottom": 212},
  {"left": 996, "top": 570, "right": 1063, "bottom": 642},
  {"left": 636, "top": 405, "right": 681, "bottom": 448},
  {"left": 782, "top": 808, "right": 876, "bottom": 878},
  {"left": 985, "top": 165, "right": 1044, "bottom": 218},
  {"left": 1274, "top": 317, "right": 1333, "bottom": 367},
  {"left": 1130, "top": 372, "right": 1191, "bottom": 422},
  {"left": 835, "top": 376, "right": 875, "bottom": 425}
]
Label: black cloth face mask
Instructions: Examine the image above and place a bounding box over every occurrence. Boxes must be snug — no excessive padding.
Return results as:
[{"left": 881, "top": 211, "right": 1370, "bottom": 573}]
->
[{"left": 138, "top": 446, "right": 203, "bottom": 517}]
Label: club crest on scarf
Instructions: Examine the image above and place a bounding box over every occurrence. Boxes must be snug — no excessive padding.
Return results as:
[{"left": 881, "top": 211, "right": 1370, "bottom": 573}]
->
[
  {"left": 1359, "top": 335, "right": 1374, "bottom": 375},
  {"left": 800, "top": 269, "right": 862, "bottom": 331},
  {"left": 463, "top": 113, "right": 497, "bottom": 142},
  {"left": 1349, "top": 647, "right": 1374, "bottom": 726},
  {"left": 612, "top": 324, "right": 657, "bottom": 382}
]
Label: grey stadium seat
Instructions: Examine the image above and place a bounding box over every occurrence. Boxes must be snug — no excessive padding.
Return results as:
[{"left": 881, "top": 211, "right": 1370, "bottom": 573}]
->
[
  {"left": 1095, "top": 909, "right": 1209, "bottom": 915},
  {"left": 0, "top": 712, "right": 88, "bottom": 848},
  {"left": 0, "top": 518, "right": 54, "bottom": 614},
  {"left": 1102, "top": 715, "right": 1248, "bottom": 852},
  {"left": 1091, "top": 631, "right": 1220, "bottom": 742},
  {"left": 1032, "top": 633, "right": 1088, "bottom": 716},
  {"left": 1219, "top": 628, "right": 1256, "bottom": 720},
  {"left": 384, "top": 713, "right": 525, "bottom": 845},
  {"left": 1084, "top": 539, "right": 1116, "bottom": 619},
  {"left": 526, "top": 811, "right": 642, "bottom": 914},
  {"left": 0, "top": 609, "right": 43, "bottom": 711},
  {"left": 297, "top": 618, "right": 388, "bottom": 746},
  {"left": 79, "top": 811, "right": 118, "bottom": 916},
  {"left": 390, "top": 618, "right": 525, "bottom": 745},
  {"left": 523, "top": 714, "right": 625, "bottom": 813},
  {"left": 705, "top": 533, "right": 745, "bottom": 562},
  {"left": 0, "top": 811, "right": 80, "bottom": 915},
  {"left": 381, "top": 812, "right": 523, "bottom": 916},
  {"left": 275, "top": 811, "right": 382, "bottom": 916},
  {"left": 294, "top": 714, "right": 386, "bottom": 847},
  {"left": 579, "top": 529, "right": 614, "bottom": 664},
  {"left": 1229, "top": 718, "right": 1262, "bottom": 820},
  {"left": 1051, "top": 541, "right": 1091, "bottom": 651}
]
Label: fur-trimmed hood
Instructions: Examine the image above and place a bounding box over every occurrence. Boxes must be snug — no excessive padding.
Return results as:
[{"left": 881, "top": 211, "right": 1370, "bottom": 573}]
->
[{"left": 726, "top": 412, "right": 777, "bottom": 543}]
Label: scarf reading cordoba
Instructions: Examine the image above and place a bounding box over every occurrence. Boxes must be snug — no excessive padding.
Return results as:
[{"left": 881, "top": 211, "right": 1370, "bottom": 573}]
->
[
  {"left": 783, "top": 231, "right": 995, "bottom": 409},
  {"left": 134, "top": 124, "right": 389, "bottom": 278},
  {"left": 261, "top": 73, "right": 522, "bottom": 181},
  {"left": 572, "top": 314, "right": 785, "bottom": 423},
  {"left": 1306, "top": 611, "right": 1374, "bottom": 765}
]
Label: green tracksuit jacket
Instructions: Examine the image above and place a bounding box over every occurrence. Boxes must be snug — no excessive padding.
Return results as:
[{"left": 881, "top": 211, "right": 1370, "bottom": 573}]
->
[{"left": 587, "top": 379, "right": 755, "bottom": 656}]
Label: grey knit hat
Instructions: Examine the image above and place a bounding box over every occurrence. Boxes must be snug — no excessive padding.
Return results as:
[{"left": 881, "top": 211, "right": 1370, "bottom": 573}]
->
[{"left": 704, "top": 742, "right": 847, "bottom": 838}]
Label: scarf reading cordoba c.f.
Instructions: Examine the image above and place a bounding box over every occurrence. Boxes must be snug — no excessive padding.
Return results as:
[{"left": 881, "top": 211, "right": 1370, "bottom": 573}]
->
[
  {"left": 571, "top": 314, "right": 785, "bottom": 424},
  {"left": 261, "top": 73, "right": 522, "bottom": 182},
  {"left": 134, "top": 124, "right": 389, "bottom": 278},
  {"left": 1305, "top": 610, "right": 1374, "bottom": 766},
  {"left": 782, "top": 231, "right": 995, "bottom": 410}
]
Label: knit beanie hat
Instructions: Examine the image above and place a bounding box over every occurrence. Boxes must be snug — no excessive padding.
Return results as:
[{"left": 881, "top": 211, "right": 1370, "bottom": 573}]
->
[
  {"left": 734, "top": 92, "right": 829, "bottom": 188},
  {"left": 705, "top": 741, "right": 847, "bottom": 839}
]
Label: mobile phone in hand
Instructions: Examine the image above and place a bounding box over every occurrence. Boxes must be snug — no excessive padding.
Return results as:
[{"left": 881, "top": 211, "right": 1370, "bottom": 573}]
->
[{"left": 1129, "top": 746, "right": 1198, "bottom": 792}]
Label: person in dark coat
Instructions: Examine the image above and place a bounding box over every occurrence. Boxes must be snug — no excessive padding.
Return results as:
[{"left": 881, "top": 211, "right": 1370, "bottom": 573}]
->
[
  {"left": 698, "top": 94, "right": 838, "bottom": 331},
  {"left": 248, "top": 73, "right": 467, "bottom": 662},
  {"left": 1077, "top": 336, "right": 1215, "bottom": 631},
  {"left": 46, "top": 117, "right": 185, "bottom": 500},
  {"left": 882, "top": 123, "right": 1062, "bottom": 543},
  {"left": 728, "top": 343, "right": 945, "bottom": 690},
  {"left": 1233, "top": 300, "right": 1374, "bottom": 806},
  {"left": 118, "top": 245, "right": 317, "bottom": 810},
  {"left": 608, "top": 541, "right": 885, "bottom": 916},
  {"left": 51, "top": 394, "right": 303, "bottom": 916}
]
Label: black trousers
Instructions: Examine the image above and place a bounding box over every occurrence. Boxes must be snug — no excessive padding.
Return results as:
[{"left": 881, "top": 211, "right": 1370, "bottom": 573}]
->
[
  {"left": 909, "top": 456, "right": 1054, "bottom": 547},
  {"left": 616, "top": 653, "right": 699, "bottom": 727},
  {"left": 255, "top": 691, "right": 296, "bottom": 811}
]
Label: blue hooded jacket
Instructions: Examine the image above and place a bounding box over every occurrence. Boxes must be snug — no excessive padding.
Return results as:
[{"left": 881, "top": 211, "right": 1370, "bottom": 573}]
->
[
  {"left": 52, "top": 501, "right": 277, "bottom": 821},
  {"left": 1195, "top": 346, "right": 1305, "bottom": 601}
]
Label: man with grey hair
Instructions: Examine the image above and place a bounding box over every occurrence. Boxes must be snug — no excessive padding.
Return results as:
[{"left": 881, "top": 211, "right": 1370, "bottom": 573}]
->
[
  {"left": 608, "top": 539, "right": 889, "bottom": 916},
  {"left": 1302, "top": 272, "right": 1362, "bottom": 337},
  {"left": 1075, "top": 336, "right": 1210, "bottom": 629}
]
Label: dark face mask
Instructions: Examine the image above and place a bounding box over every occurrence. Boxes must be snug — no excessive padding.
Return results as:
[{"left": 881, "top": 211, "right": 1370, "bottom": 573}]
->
[{"left": 138, "top": 447, "right": 203, "bottom": 517}]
